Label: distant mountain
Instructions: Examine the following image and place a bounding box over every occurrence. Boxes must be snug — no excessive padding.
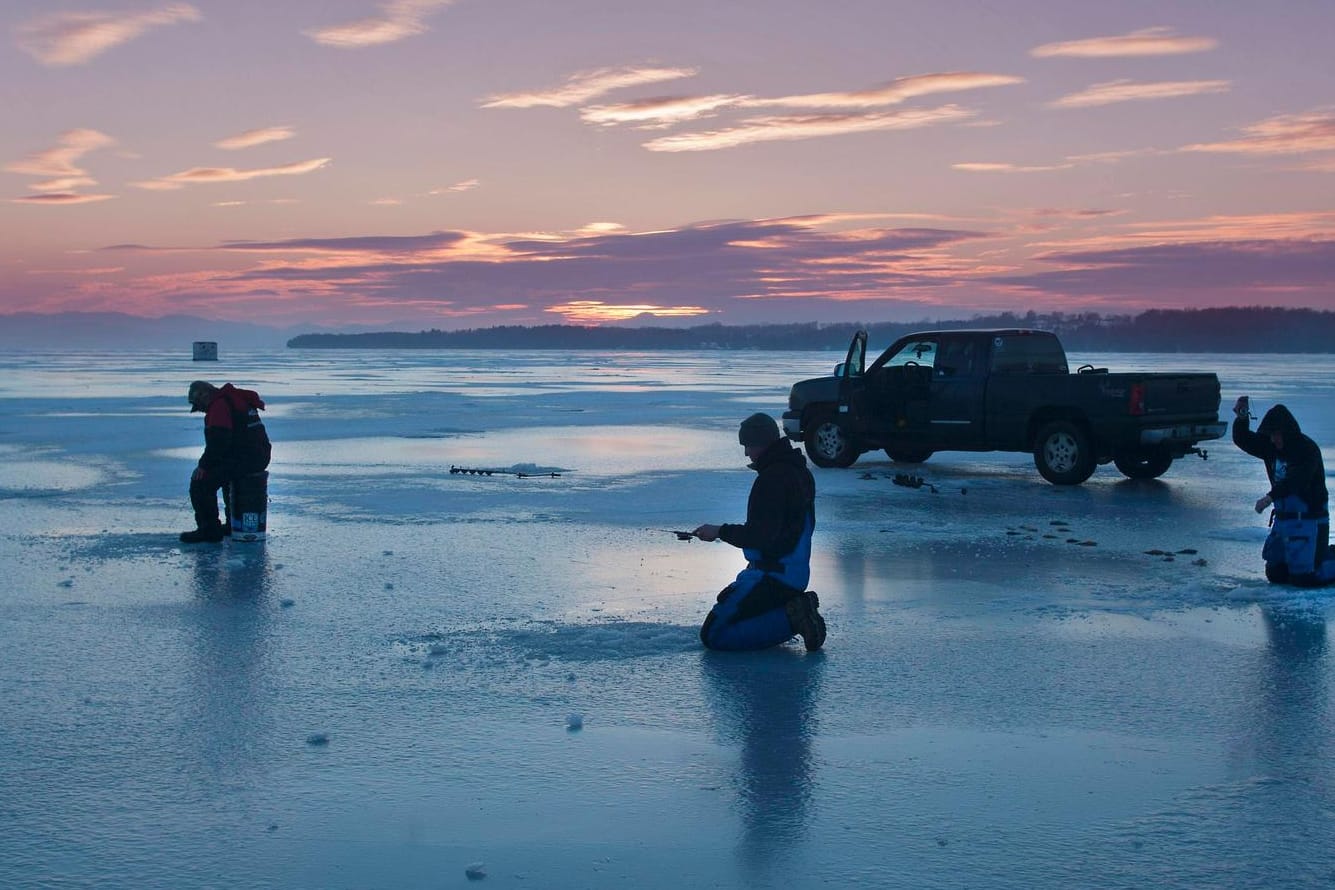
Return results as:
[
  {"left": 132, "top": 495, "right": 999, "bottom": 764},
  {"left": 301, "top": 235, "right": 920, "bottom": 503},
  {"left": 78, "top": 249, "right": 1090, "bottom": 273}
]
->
[{"left": 286, "top": 307, "right": 1335, "bottom": 353}]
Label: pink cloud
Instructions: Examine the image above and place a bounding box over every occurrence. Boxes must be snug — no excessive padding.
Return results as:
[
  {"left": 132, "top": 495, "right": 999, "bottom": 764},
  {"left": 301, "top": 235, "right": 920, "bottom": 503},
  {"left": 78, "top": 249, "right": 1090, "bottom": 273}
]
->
[
  {"left": 4, "top": 129, "right": 115, "bottom": 178},
  {"left": 1031, "top": 27, "right": 1217, "bottom": 59},
  {"left": 743, "top": 72, "right": 1024, "bottom": 110},
  {"left": 306, "top": 0, "right": 454, "bottom": 48},
  {"left": 131, "top": 158, "right": 332, "bottom": 190},
  {"left": 214, "top": 127, "right": 295, "bottom": 150},
  {"left": 15, "top": 4, "right": 201, "bottom": 66},
  {"left": 643, "top": 105, "right": 975, "bottom": 152},
  {"left": 1182, "top": 109, "right": 1335, "bottom": 155},
  {"left": 12, "top": 193, "right": 116, "bottom": 205},
  {"left": 481, "top": 66, "right": 699, "bottom": 109},
  {"left": 1049, "top": 79, "right": 1230, "bottom": 109}
]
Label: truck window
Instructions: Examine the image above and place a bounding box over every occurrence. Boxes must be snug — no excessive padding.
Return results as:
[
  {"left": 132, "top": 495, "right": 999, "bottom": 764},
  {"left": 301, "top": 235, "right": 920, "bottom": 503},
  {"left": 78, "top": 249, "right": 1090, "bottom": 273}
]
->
[
  {"left": 934, "top": 339, "right": 976, "bottom": 378},
  {"left": 885, "top": 339, "right": 938, "bottom": 369},
  {"left": 990, "top": 335, "right": 1068, "bottom": 374}
]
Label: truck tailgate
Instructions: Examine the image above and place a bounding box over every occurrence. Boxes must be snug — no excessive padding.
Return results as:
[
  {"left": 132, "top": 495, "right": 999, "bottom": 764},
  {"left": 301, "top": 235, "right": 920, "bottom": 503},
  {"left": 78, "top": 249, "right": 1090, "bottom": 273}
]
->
[{"left": 1139, "top": 373, "right": 1220, "bottom": 417}]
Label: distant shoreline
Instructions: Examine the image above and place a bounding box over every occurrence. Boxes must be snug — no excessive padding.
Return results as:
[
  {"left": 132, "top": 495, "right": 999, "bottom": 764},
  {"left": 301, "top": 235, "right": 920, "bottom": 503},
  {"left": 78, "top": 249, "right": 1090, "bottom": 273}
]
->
[{"left": 286, "top": 307, "right": 1335, "bottom": 353}]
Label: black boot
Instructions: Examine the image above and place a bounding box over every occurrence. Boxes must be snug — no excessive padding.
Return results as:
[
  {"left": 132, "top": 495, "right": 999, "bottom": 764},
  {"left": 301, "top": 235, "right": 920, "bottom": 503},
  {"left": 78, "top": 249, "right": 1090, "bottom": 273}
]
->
[
  {"left": 180, "top": 524, "right": 227, "bottom": 543},
  {"left": 786, "top": 590, "right": 827, "bottom": 651}
]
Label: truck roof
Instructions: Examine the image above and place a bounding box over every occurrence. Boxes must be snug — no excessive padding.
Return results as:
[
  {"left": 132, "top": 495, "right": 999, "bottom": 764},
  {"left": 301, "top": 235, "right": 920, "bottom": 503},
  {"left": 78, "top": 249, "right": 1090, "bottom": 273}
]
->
[{"left": 892, "top": 328, "right": 1055, "bottom": 338}]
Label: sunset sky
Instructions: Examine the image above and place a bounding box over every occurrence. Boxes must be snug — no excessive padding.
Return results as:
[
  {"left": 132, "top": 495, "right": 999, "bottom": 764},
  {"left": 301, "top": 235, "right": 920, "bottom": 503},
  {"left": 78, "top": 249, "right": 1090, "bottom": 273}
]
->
[{"left": 3, "top": 0, "right": 1333, "bottom": 330}]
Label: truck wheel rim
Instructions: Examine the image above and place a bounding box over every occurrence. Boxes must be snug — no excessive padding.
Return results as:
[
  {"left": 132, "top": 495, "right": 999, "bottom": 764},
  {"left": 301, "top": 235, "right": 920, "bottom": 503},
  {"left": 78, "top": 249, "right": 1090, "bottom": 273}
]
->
[
  {"left": 816, "top": 424, "right": 844, "bottom": 458},
  {"left": 1045, "top": 433, "right": 1077, "bottom": 472}
]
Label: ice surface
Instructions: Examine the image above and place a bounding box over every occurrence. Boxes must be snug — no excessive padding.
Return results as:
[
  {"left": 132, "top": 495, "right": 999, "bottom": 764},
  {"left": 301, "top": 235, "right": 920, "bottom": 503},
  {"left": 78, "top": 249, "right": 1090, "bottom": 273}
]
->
[{"left": 2, "top": 349, "right": 1334, "bottom": 888}]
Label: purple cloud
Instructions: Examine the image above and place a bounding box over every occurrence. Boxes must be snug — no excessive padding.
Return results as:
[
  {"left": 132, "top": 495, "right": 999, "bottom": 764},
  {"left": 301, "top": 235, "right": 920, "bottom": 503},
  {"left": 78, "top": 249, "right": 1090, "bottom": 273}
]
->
[{"left": 991, "top": 240, "right": 1335, "bottom": 306}]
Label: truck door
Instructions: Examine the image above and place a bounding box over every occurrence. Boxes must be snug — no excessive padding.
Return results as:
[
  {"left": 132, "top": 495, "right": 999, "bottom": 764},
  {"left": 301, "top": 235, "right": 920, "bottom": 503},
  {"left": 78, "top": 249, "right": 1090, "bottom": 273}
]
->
[
  {"left": 864, "top": 335, "right": 984, "bottom": 446},
  {"left": 864, "top": 337, "right": 936, "bottom": 437},
  {"left": 928, "top": 336, "right": 985, "bottom": 447},
  {"left": 836, "top": 329, "right": 868, "bottom": 414}
]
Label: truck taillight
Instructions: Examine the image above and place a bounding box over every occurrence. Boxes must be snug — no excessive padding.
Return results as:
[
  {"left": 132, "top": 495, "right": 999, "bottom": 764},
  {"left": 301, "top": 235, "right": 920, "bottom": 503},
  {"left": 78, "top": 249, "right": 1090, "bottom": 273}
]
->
[{"left": 1128, "top": 382, "right": 1146, "bottom": 416}]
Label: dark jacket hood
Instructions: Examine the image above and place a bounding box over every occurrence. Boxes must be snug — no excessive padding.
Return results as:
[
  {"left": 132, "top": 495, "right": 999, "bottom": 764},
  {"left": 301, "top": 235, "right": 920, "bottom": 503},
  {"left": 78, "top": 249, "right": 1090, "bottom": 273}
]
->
[
  {"left": 219, "top": 382, "right": 265, "bottom": 411},
  {"left": 749, "top": 437, "right": 805, "bottom": 473},
  {"left": 1257, "top": 404, "right": 1300, "bottom": 439}
]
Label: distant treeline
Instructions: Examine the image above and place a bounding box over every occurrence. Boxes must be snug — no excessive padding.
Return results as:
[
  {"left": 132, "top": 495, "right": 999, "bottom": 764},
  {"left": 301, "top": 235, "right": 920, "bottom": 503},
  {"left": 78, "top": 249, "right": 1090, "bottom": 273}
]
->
[{"left": 286, "top": 307, "right": 1335, "bottom": 352}]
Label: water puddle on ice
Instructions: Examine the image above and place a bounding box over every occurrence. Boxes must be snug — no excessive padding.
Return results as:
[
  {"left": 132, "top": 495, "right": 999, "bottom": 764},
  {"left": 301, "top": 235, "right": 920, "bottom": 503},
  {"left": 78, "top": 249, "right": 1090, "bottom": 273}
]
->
[{"left": 0, "top": 460, "right": 104, "bottom": 493}]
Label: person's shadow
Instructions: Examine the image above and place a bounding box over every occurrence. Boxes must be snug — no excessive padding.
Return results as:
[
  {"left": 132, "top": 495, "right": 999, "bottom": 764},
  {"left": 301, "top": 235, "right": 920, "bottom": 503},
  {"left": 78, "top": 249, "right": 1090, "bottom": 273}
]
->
[{"left": 701, "top": 648, "right": 826, "bottom": 882}]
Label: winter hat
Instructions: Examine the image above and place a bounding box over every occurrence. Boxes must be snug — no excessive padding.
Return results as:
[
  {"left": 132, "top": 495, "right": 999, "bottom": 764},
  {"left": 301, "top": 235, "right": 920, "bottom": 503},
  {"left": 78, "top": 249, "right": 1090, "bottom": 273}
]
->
[
  {"left": 738, "top": 412, "right": 780, "bottom": 448},
  {"left": 187, "top": 380, "right": 214, "bottom": 412}
]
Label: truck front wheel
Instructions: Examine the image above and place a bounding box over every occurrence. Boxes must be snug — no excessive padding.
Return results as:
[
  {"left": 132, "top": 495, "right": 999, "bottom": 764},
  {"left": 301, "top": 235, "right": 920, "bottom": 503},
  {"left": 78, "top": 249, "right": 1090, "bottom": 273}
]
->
[
  {"left": 1113, "top": 447, "right": 1174, "bottom": 480},
  {"left": 1033, "top": 420, "right": 1096, "bottom": 485},
  {"left": 886, "top": 447, "right": 933, "bottom": 464},
  {"left": 805, "top": 414, "right": 859, "bottom": 468}
]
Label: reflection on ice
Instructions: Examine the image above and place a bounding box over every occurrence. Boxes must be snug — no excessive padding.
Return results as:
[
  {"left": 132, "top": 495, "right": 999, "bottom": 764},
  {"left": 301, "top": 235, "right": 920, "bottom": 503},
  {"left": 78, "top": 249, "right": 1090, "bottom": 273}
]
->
[{"left": 702, "top": 650, "right": 823, "bottom": 877}]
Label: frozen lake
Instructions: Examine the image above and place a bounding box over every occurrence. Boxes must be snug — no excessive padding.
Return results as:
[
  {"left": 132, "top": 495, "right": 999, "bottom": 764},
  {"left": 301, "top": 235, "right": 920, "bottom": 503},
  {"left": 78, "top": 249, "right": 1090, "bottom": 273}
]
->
[{"left": 2, "top": 346, "right": 1334, "bottom": 888}]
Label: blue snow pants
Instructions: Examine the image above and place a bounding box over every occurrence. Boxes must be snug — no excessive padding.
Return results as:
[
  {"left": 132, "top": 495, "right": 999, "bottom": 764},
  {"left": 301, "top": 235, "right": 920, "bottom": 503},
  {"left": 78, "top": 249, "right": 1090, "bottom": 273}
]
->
[
  {"left": 1264, "top": 495, "right": 1335, "bottom": 586},
  {"left": 699, "top": 569, "right": 799, "bottom": 651}
]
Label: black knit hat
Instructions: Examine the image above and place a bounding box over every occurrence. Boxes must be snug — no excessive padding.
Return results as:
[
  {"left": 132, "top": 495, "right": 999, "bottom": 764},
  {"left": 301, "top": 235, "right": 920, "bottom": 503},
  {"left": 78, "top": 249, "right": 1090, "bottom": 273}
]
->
[
  {"left": 187, "top": 380, "right": 213, "bottom": 412},
  {"left": 738, "top": 412, "right": 780, "bottom": 447}
]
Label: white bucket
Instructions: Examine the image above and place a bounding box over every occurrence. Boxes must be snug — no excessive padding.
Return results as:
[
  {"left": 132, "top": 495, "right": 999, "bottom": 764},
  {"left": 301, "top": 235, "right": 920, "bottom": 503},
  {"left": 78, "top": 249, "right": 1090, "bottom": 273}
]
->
[{"left": 229, "top": 471, "right": 268, "bottom": 542}]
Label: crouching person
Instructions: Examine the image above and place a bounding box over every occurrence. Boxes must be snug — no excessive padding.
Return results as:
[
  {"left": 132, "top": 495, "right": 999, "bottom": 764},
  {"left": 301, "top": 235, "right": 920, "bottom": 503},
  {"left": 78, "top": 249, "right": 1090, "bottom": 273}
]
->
[
  {"left": 1233, "top": 397, "right": 1335, "bottom": 586},
  {"left": 695, "top": 413, "right": 826, "bottom": 651},
  {"left": 181, "top": 380, "right": 272, "bottom": 543}
]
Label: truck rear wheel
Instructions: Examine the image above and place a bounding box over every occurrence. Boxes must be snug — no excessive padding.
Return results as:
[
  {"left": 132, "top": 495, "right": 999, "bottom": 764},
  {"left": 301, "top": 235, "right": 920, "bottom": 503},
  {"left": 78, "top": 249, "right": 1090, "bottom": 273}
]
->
[
  {"left": 1033, "top": 420, "right": 1096, "bottom": 485},
  {"left": 885, "top": 447, "right": 933, "bottom": 464},
  {"left": 1113, "top": 447, "right": 1173, "bottom": 480},
  {"left": 805, "top": 414, "right": 858, "bottom": 468}
]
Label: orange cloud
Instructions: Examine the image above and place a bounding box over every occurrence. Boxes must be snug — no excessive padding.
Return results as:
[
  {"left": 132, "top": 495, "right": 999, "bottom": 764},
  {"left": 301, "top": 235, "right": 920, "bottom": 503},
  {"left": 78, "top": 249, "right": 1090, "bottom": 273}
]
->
[
  {"left": 544, "top": 301, "right": 710, "bottom": 323},
  {"left": 1049, "top": 79, "right": 1230, "bottom": 109},
  {"left": 1031, "top": 27, "right": 1217, "bottom": 59},
  {"left": 306, "top": 0, "right": 454, "bottom": 48},
  {"left": 15, "top": 3, "right": 201, "bottom": 66},
  {"left": 481, "top": 66, "right": 698, "bottom": 109}
]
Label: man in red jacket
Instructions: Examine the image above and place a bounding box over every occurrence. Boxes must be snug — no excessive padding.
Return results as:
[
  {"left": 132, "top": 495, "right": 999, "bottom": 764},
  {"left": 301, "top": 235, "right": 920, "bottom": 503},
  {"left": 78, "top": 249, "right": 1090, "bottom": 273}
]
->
[{"left": 181, "top": 380, "right": 272, "bottom": 543}]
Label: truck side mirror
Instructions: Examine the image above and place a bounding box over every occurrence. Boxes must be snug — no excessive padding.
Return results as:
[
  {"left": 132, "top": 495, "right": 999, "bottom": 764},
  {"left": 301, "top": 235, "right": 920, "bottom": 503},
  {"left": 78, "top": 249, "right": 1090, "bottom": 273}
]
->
[{"left": 834, "top": 362, "right": 846, "bottom": 377}]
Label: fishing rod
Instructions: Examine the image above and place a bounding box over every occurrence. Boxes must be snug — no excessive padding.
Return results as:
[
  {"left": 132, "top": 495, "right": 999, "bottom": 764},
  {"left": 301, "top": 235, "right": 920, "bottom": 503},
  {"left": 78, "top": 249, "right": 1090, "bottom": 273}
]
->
[{"left": 652, "top": 528, "right": 699, "bottom": 541}]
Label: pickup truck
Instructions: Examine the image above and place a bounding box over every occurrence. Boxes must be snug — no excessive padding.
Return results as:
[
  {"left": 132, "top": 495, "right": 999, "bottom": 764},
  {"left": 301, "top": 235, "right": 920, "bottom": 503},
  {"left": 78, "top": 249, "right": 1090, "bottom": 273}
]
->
[{"left": 781, "top": 328, "right": 1226, "bottom": 485}]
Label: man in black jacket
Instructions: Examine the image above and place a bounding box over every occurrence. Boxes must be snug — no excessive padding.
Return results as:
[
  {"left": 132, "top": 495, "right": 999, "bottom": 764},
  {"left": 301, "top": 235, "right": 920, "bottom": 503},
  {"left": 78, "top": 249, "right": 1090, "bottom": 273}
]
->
[
  {"left": 1233, "top": 397, "right": 1330, "bottom": 584},
  {"left": 694, "top": 412, "right": 826, "bottom": 650}
]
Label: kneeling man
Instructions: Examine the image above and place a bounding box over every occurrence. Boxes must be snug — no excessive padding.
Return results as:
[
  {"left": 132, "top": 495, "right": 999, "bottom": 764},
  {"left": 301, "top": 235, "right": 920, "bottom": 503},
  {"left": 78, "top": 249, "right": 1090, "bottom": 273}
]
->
[{"left": 695, "top": 412, "right": 826, "bottom": 651}]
